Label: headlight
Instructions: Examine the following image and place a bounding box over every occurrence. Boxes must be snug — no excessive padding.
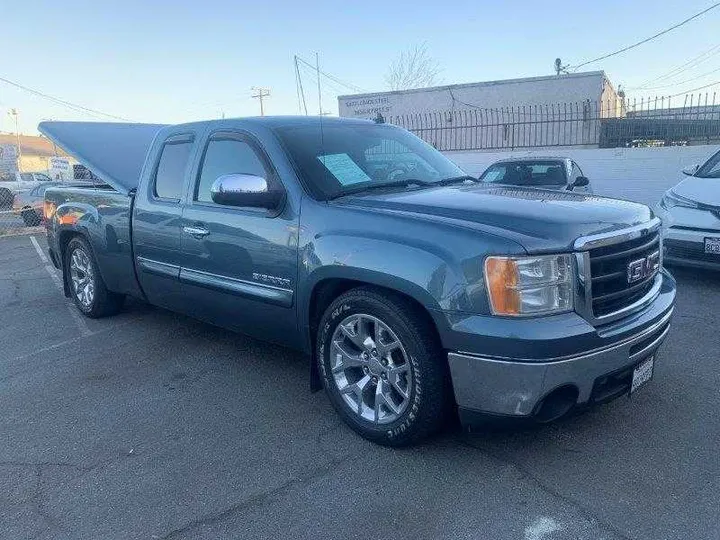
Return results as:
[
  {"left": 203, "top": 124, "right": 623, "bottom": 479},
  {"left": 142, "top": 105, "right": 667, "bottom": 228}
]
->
[
  {"left": 660, "top": 190, "right": 699, "bottom": 210},
  {"left": 485, "top": 254, "right": 573, "bottom": 316}
]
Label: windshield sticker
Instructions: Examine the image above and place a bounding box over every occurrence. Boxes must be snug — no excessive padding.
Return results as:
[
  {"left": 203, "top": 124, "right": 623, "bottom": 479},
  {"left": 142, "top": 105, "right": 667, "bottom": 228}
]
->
[{"left": 318, "top": 153, "right": 372, "bottom": 185}]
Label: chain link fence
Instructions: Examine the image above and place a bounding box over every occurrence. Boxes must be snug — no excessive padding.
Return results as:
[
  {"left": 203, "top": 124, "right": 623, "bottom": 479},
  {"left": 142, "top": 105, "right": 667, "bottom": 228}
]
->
[
  {"left": 389, "top": 92, "right": 720, "bottom": 151},
  {"left": 0, "top": 178, "right": 45, "bottom": 238}
]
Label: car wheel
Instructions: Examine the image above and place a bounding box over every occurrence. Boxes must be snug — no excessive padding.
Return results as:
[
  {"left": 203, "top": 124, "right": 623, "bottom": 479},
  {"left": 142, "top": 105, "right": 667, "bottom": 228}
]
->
[
  {"left": 65, "top": 236, "right": 124, "bottom": 318},
  {"left": 317, "top": 287, "right": 450, "bottom": 446},
  {"left": 0, "top": 188, "right": 12, "bottom": 210},
  {"left": 21, "top": 208, "right": 41, "bottom": 227}
]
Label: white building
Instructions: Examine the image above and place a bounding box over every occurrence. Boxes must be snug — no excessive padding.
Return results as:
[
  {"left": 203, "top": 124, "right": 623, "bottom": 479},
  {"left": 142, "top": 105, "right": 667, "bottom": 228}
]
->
[{"left": 338, "top": 71, "right": 620, "bottom": 119}]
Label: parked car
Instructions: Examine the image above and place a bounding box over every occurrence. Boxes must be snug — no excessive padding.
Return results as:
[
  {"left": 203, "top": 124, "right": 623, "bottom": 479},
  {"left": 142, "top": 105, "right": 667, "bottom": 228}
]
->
[
  {"left": 41, "top": 117, "right": 675, "bottom": 446},
  {"left": 479, "top": 157, "right": 592, "bottom": 193},
  {"left": 12, "top": 181, "right": 93, "bottom": 226},
  {"left": 13, "top": 182, "right": 63, "bottom": 226},
  {"left": 0, "top": 171, "right": 53, "bottom": 209},
  {"left": 656, "top": 147, "right": 720, "bottom": 270}
]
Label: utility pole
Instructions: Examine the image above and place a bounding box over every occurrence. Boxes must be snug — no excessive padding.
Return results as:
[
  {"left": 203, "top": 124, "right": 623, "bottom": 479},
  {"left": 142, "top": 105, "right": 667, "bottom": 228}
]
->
[
  {"left": 8, "top": 109, "right": 21, "bottom": 171},
  {"left": 251, "top": 87, "right": 270, "bottom": 116}
]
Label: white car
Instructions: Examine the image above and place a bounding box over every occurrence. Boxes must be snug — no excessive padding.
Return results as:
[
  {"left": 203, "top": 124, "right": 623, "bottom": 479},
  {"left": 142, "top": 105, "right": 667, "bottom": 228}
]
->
[
  {"left": 0, "top": 171, "right": 53, "bottom": 209},
  {"left": 656, "top": 148, "right": 720, "bottom": 270}
]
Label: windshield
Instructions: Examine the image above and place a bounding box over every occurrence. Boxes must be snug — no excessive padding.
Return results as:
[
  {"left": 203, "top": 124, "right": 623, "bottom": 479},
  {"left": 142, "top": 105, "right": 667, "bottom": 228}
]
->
[
  {"left": 480, "top": 160, "right": 567, "bottom": 186},
  {"left": 696, "top": 149, "right": 720, "bottom": 178},
  {"left": 274, "top": 123, "right": 465, "bottom": 199}
]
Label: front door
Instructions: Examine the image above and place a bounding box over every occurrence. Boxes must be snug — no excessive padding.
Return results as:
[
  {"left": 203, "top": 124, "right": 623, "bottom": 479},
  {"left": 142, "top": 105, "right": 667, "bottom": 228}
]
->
[{"left": 179, "top": 131, "right": 300, "bottom": 348}]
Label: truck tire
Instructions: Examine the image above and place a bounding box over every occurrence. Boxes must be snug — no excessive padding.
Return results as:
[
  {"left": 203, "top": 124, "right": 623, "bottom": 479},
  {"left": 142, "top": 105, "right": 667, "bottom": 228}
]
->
[
  {"left": 0, "top": 188, "right": 12, "bottom": 210},
  {"left": 64, "top": 236, "right": 124, "bottom": 318},
  {"left": 317, "top": 287, "right": 449, "bottom": 446}
]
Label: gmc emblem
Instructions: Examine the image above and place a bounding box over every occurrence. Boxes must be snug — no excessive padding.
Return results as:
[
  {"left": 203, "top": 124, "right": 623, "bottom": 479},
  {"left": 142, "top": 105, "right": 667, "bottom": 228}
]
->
[{"left": 627, "top": 250, "right": 660, "bottom": 284}]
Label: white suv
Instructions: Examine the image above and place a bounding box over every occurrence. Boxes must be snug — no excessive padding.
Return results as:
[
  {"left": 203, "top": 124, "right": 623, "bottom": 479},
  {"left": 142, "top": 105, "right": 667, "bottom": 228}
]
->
[{"left": 656, "top": 148, "right": 720, "bottom": 270}]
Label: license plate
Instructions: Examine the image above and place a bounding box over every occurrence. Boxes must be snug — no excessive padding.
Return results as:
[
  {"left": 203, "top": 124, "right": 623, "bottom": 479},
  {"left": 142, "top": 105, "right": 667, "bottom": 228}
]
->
[
  {"left": 630, "top": 355, "right": 654, "bottom": 395},
  {"left": 705, "top": 237, "right": 720, "bottom": 254}
]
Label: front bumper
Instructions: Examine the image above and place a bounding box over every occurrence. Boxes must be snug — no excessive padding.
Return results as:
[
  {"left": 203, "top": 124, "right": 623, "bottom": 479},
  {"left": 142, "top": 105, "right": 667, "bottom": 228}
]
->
[
  {"left": 664, "top": 227, "right": 720, "bottom": 270},
  {"left": 656, "top": 203, "right": 720, "bottom": 270},
  {"left": 447, "top": 270, "right": 675, "bottom": 421}
]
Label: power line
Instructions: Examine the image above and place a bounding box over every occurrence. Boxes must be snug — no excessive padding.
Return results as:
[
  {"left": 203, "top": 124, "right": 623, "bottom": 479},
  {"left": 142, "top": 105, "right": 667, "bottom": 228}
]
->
[
  {"left": 666, "top": 79, "right": 720, "bottom": 98},
  {"left": 295, "top": 56, "right": 366, "bottom": 93},
  {"left": 629, "top": 43, "right": 720, "bottom": 89},
  {"left": 0, "top": 75, "right": 131, "bottom": 121},
  {"left": 634, "top": 65, "right": 720, "bottom": 90},
  {"left": 297, "top": 62, "right": 349, "bottom": 96},
  {"left": 571, "top": 2, "right": 720, "bottom": 70}
]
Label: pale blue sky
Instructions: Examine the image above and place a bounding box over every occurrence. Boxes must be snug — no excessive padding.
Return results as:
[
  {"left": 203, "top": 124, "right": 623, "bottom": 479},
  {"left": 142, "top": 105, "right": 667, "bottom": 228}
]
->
[{"left": 1, "top": 0, "right": 719, "bottom": 133}]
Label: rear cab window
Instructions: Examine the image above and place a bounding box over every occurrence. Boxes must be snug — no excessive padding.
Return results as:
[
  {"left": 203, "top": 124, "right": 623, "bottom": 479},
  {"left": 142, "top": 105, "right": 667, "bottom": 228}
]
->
[{"left": 153, "top": 135, "right": 194, "bottom": 201}]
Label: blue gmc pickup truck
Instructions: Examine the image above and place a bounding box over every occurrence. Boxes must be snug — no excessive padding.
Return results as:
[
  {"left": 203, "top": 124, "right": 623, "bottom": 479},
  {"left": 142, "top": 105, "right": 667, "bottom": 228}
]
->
[{"left": 41, "top": 117, "right": 676, "bottom": 446}]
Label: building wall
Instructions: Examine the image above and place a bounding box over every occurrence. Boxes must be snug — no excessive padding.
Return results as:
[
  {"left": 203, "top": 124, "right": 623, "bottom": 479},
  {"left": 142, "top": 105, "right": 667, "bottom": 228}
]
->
[
  {"left": 338, "top": 71, "right": 607, "bottom": 119},
  {"left": 445, "top": 145, "right": 720, "bottom": 206},
  {"left": 0, "top": 134, "right": 69, "bottom": 173}
]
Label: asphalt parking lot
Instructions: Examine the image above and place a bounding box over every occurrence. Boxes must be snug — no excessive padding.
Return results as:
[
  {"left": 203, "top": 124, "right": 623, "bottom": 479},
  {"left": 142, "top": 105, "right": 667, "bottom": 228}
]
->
[{"left": 1, "top": 234, "right": 718, "bottom": 540}]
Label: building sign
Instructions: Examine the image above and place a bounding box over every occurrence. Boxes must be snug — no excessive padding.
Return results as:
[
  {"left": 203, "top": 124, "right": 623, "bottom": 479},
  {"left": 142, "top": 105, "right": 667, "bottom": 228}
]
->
[
  {"left": 0, "top": 144, "right": 18, "bottom": 173},
  {"left": 341, "top": 96, "right": 393, "bottom": 118},
  {"left": 49, "top": 156, "right": 72, "bottom": 180}
]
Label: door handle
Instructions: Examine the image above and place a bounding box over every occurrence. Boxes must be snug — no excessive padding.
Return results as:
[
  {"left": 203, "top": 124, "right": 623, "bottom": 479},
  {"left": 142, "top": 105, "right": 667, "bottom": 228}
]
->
[{"left": 183, "top": 225, "right": 210, "bottom": 238}]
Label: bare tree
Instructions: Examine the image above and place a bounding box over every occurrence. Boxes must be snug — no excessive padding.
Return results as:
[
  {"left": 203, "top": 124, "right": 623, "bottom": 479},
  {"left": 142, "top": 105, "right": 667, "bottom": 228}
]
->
[{"left": 385, "top": 43, "right": 442, "bottom": 91}]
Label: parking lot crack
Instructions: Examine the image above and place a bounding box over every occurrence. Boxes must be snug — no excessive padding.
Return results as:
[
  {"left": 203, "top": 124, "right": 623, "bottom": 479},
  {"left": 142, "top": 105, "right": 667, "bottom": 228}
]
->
[
  {"left": 157, "top": 453, "right": 352, "bottom": 540},
  {"left": 459, "top": 439, "right": 633, "bottom": 540}
]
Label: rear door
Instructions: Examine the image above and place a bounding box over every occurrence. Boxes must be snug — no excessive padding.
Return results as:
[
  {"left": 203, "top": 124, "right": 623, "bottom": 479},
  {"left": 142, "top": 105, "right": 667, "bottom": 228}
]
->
[
  {"left": 179, "top": 130, "right": 300, "bottom": 348},
  {"left": 133, "top": 131, "right": 197, "bottom": 311}
]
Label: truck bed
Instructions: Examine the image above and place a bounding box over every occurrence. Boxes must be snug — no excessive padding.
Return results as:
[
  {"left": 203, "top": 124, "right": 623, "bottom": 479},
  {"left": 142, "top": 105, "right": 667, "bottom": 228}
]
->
[{"left": 45, "top": 185, "right": 142, "bottom": 298}]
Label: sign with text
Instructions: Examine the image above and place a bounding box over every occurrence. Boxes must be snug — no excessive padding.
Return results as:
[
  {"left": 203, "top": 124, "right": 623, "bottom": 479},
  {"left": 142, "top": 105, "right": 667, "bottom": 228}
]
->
[{"left": 0, "top": 144, "right": 18, "bottom": 173}]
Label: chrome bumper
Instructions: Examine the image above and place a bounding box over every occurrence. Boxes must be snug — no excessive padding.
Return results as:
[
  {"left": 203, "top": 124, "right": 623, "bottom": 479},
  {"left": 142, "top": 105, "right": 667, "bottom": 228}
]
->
[{"left": 448, "top": 307, "right": 673, "bottom": 417}]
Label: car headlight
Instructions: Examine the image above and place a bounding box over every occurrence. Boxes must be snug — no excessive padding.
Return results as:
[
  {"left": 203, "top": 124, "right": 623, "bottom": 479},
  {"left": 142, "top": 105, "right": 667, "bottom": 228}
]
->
[
  {"left": 485, "top": 254, "right": 573, "bottom": 316},
  {"left": 660, "top": 190, "right": 699, "bottom": 210}
]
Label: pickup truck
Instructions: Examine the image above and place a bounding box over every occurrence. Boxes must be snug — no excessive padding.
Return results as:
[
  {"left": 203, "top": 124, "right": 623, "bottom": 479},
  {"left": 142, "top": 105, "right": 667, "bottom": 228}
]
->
[{"left": 41, "top": 117, "right": 676, "bottom": 446}]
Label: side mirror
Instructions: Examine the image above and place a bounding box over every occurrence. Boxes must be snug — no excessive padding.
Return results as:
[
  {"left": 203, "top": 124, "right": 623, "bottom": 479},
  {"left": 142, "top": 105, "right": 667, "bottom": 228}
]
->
[
  {"left": 210, "top": 173, "right": 282, "bottom": 209},
  {"left": 572, "top": 176, "right": 590, "bottom": 187},
  {"left": 682, "top": 164, "right": 699, "bottom": 176}
]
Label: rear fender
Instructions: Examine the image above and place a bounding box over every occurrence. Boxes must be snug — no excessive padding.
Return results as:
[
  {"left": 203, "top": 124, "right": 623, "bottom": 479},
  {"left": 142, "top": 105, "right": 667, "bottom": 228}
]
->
[{"left": 52, "top": 202, "right": 102, "bottom": 297}]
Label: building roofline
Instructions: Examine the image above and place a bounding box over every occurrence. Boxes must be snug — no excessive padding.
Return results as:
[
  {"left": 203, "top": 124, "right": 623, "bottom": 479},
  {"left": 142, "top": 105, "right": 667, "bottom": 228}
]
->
[{"left": 338, "top": 71, "right": 608, "bottom": 100}]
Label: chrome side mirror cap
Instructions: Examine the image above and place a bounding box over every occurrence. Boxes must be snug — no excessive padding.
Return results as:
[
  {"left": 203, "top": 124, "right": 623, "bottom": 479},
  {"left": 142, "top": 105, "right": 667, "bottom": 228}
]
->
[{"left": 209, "top": 173, "right": 282, "bottom": 209}]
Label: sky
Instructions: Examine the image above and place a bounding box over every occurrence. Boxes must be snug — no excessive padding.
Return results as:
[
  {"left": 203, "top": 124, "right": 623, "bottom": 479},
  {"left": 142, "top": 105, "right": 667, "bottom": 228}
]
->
[{"left": 1, "top": 0, "right": 719, "bottom": 134}]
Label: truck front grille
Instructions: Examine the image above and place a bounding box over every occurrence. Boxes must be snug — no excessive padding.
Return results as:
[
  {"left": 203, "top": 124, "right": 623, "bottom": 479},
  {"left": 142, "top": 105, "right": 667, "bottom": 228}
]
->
[{"left": 588, "top": 231, "right": 661, "bottom": 317}]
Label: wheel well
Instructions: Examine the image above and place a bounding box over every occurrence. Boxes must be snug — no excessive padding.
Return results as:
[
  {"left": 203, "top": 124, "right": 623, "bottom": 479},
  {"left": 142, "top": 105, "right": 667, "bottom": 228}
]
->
[
  {"left": 57, "top": 231, "right": 84, "bottom": 297},
  {"left": 308, "top": 278, "right": 442, "bottom": 350}
]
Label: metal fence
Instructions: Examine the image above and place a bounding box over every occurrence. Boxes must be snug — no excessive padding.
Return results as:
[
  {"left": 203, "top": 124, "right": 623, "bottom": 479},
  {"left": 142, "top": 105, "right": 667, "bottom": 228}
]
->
[
  {"left": 389, "top": 92, "right": 720, "bottom": 151},
  {"left": 0, "top": 182, "right": 44, "bottom": 238}
]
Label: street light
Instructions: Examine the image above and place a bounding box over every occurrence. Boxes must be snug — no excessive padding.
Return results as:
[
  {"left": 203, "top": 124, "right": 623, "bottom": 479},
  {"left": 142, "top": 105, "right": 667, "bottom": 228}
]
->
[{"left": 8, "top": 109, "right": 21, "bottom": 171}]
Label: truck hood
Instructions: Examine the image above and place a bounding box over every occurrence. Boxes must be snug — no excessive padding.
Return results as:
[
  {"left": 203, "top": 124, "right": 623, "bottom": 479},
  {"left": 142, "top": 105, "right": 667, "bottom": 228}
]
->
[
  {"left": 39, "top": 121, "right": 167, "bottom": 195},
  {"left": 336, "top": 184, "right": 653, "bottom": 252},
  {"left": 670, "top": 176, "right": 720, "bottom": 207}
]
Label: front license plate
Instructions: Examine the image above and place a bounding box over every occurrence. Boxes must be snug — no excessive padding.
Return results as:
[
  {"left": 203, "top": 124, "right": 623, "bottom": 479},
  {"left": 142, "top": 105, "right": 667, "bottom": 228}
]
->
[
  {"left": 705, "top": 237, "right": 720, "bottom": 254},
  {"left": 631, "top": 356, "right": 654, "bottom": 395}
]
